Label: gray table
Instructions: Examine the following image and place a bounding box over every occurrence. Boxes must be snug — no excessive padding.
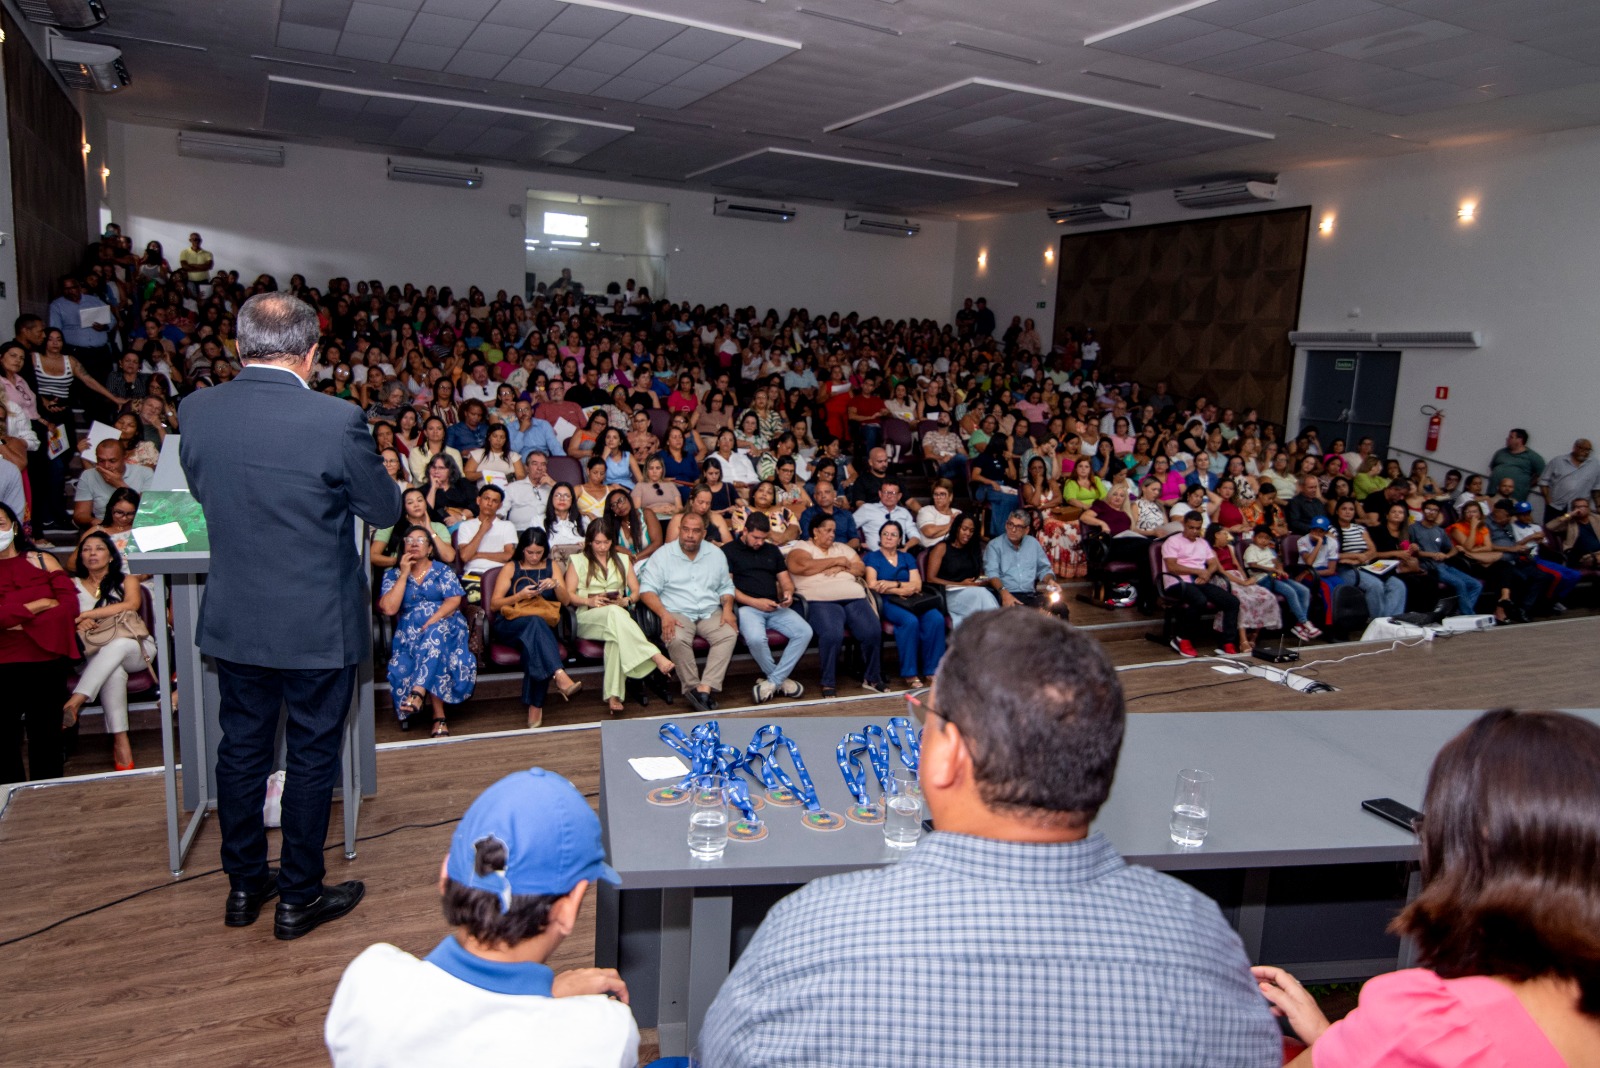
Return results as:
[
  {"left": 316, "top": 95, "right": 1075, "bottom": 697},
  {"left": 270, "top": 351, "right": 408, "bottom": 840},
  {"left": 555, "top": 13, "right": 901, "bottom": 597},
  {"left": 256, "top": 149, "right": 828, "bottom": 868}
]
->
[{"left": 597, "top": 708, "right": 1599, "bottom": 1056}]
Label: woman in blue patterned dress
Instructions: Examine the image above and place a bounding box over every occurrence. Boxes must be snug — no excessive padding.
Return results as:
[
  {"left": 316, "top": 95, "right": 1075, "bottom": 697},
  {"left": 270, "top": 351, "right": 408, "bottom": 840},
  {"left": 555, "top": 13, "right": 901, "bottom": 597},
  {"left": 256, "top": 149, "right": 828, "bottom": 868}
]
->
[{"left": 379, "top": 523, "right": 477, "bottom": 737}]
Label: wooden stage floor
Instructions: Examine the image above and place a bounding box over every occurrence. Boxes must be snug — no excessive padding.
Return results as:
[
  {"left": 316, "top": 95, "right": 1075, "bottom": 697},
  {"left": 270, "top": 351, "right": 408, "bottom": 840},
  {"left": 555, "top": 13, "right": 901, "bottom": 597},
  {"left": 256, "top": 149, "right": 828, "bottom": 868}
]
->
[{"left": 2, "top": 616, "right": 1597, "bottom": 1067}]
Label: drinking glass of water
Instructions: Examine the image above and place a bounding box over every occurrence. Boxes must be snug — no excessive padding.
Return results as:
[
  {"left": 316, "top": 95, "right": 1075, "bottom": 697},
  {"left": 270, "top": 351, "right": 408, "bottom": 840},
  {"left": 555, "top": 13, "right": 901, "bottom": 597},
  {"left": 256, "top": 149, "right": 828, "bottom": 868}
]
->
[
  {"left": 1169, "top": 769, "right": 1213, "bottom": 847},
  {"left": 883, "top": 767, "right": 923, "bottom": 848},
  {"left": 687, "top": 775, "right": 729, "bottom": 861}
]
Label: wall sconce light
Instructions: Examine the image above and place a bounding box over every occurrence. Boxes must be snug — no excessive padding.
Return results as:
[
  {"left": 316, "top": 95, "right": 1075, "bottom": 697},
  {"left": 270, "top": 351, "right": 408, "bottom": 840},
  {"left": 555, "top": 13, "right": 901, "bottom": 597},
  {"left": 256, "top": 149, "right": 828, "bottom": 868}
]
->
[
  {"left": 1044, "top": 247, "right": 1054, "bottom": 263},
  {"left": 82, "top": 143, "right": 92, "bottom": 155},
  {"left": 977, "top": 250, "right": 987, "bottom": 270},
  {"left": 101, "top": 166, "right": 111, "bottom": 180},
  {"left": 1318, "top": 214, "right": 1334, "bottom": 235},
  {"left": 1457, "top": 202, "right": 1476, "bottom": 222}
]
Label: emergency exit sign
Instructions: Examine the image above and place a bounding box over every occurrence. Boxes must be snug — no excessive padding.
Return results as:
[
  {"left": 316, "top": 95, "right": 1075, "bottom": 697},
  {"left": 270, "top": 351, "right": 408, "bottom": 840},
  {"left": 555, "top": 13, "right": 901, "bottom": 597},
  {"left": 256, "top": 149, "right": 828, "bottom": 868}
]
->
[
  {"left": 1436, "top": 386, "right": 1449, "bottom": 399},
  {"left": 1335, "top": 357, "right": 1356, "bottom": 371}
]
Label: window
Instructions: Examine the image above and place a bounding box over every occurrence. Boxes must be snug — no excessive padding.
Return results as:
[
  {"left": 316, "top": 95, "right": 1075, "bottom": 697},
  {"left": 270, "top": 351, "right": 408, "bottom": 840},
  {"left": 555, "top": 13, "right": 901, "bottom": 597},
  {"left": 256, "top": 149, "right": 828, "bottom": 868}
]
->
[{"left": 543, "top": 211, "right": 589, "bottom": 238}]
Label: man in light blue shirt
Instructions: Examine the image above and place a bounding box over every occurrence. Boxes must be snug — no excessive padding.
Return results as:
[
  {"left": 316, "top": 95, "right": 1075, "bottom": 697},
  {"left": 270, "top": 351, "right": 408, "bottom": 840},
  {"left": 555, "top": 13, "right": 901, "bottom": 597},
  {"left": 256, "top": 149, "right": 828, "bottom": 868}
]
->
[
  {"left": 983, "top": 511, "right": 1058, "bottom": 608},
  {"left": 49, "top": 275, "right": 114, "bottom": 378},
  {"left": 783, "top": 355, "right": 818, "bottom": 396},
  {"left": 639, "top": 512, "right": 737, "bottom": 712},
  {"left": 506, "top": 400, "right": 564, "bottom": 461}
]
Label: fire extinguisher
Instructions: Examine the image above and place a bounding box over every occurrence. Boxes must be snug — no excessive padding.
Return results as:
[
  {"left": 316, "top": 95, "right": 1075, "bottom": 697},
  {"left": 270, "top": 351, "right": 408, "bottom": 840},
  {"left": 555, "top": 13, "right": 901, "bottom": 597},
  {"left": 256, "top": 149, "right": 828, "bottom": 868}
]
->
[{"left": 1423, "top": 405, "right": 1443, "bottom": 451}]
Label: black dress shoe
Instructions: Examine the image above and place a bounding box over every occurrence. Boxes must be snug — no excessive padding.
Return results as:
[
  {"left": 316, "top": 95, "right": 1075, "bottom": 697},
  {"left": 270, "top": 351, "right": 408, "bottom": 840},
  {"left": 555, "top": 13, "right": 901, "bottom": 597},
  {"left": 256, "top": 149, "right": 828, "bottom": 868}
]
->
[
  {"left": 225, "top": 870, "right": 279, "bottom": 927},
  {"left": 684, "top": 688, "right": 711, "bottom": 713},
  {"left": 274, "top": 880, "right": 366, "bottom": 941},
  {"left": 705, "top": 693, "right": 719, "bottom": 710},
  {"left": 645, "top": 672, "right": 676, "bottom": 704}
]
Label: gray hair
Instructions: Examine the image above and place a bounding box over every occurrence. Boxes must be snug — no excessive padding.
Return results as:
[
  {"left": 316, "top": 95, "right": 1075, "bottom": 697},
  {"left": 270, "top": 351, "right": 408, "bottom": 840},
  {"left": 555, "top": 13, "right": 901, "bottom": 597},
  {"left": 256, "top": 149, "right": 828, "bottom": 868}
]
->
[{"left": 237, "top": 292, "right": 320, "bottom": 364}]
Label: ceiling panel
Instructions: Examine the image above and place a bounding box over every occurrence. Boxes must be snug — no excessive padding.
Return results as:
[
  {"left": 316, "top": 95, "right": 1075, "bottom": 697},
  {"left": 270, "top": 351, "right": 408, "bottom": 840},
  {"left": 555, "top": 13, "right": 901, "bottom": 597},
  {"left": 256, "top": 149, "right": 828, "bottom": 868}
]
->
[
  {"left": 264, "top": 77, "right": 631, "bottom": 163},
  {"left": 687, "top": 148, "right": 1016, "bottom": 211},
  {"left": 1091, "top": 0, "right": 1600, "bottom": 115},
  {"left": 274, "top": 0, "right": 799, "bottom": 109},
  {"left": 828, "top": 79, "right": 1271, "bottom": 174}
]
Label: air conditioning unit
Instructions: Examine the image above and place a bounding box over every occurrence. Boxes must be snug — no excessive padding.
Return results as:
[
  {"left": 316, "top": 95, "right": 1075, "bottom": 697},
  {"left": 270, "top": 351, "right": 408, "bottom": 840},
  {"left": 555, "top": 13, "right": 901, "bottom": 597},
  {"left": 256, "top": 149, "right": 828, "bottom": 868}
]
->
[
  {"left": 17, "top": 0, "right": 107, "bottom": 29},
  {"left": 1287, "top": 331, "right": 1376, "bottom": 348},
  {"left": 844, "top": 213, "right": 919, "bottom": 237},
  {"left": 1373, "top": 331, "right": 1481, "bottom": 349},
  {"left": 1047, "top": 201, "right": 1131, "bottom": 225},
  {"left": 1173, "top": 179, "right": 1277, "bottom": 210},
  {"left": 47, "top": 32, "right": 128, "bottom": 92},
  {"left": 713, "top": 198, "right": 795, "bottom": 223},
  {"left": 177, "top": 133, "right": 285, "bottom": 167},
  {"left": 387, "top": 159, "right": 483, "bottom": 189}
]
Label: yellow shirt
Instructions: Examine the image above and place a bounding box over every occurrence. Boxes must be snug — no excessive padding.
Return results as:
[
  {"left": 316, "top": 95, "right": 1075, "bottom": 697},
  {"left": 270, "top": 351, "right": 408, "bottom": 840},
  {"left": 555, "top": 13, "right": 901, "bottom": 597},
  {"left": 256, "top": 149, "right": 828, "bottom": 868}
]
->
[{"left": 178, "top": 246, "right": 213, "bottom": 282}]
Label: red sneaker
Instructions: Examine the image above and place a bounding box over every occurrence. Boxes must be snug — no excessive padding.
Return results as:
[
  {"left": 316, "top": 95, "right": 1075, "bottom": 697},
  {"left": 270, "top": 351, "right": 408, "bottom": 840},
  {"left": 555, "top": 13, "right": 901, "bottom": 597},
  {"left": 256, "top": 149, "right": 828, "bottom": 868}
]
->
[
  {"left": 1170, "top": 637, "right": 1198, "bottom": 658},
  {"left": 1219, "top": 643, "right": 1240, "bottom": 656}
]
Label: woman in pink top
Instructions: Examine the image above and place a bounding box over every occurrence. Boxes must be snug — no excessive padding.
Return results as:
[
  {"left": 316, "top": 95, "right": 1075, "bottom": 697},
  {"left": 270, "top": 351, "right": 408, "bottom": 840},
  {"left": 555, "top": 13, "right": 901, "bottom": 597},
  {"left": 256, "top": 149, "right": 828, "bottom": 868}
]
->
[{"left": 1257, "top": 708, "right": 1600, "bottom": 1067}]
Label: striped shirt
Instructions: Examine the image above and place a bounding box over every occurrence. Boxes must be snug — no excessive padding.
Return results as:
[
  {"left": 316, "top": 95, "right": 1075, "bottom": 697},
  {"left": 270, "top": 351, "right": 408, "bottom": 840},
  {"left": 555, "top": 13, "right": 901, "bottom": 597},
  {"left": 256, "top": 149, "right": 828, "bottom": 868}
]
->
[
  {"left": 32, "top": 354, "right": 73, "bottom": 399},
  {"left": 698, "top": 831, "right": 1280, "bottom": 1067}
]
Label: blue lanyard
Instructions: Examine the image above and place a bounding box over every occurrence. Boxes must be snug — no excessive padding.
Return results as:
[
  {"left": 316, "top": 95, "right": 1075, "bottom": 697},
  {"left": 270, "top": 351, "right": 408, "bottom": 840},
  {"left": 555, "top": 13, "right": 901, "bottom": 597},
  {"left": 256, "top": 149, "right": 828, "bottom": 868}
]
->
[
  {"left": 886, "top": 716, "right": 921, "bottom": 771},
  {"left": 723, "top": 776, "right": 758, "bottom": 822},
  {"left": 748, "top": 724, "right": 821, "bottom": 811},
  {"left": 862, "top": 724, "right": 892, "bottom": 793},
  {"left": 835, "top": 733, "right": 870, "bottom": 806},
  {"left": 662, "top": 721, "right": 762, "bottom": 824}
]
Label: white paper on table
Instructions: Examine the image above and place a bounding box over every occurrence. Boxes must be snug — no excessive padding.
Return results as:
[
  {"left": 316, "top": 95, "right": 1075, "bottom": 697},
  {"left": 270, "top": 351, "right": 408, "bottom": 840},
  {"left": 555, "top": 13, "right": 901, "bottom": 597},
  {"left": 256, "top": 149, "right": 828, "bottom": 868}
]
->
[
  {"left": 552, "top": 416, "right": 577, "bottom": 445},
  {"left": 78, "top": 304, "right": 113, "bottom": 329},
  {"left": 131, "top": 522, "right": 188, "bottom": 552},
  {"left": 628, "top": 756, "right": 689, "bottom": 781},
  {"left": 84, "top": 420, "right": 122, "bottom": 452}
]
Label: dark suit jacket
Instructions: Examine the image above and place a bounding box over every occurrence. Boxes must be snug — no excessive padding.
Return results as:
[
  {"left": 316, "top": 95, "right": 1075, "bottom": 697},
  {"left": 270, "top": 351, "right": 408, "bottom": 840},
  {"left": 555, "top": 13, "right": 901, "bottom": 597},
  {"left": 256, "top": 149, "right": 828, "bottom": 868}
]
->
[{"left": 179, "top": 365, "right": 402, "bottom": 669}]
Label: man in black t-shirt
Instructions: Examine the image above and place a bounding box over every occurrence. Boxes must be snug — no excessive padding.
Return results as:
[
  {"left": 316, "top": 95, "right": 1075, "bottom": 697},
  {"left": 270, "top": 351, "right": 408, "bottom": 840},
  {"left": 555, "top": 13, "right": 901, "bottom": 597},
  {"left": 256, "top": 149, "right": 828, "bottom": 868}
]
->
[{"left": 724, "top": 513, "right": 813, "bottom": 704}]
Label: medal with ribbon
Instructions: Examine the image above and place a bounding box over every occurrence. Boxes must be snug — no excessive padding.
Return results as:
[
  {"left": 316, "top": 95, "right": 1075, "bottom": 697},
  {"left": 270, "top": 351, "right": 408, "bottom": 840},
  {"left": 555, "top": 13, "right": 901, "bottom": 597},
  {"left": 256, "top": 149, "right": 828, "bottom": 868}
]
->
[
  {"left": 836, "top": 731, "right": 886, "bottom": 825},
  {"left": 750, "top": 724, "right": 844, "bottom": 830},
  {"left": 657, "top": 720, "right": 768, "bottom": 839},
  {"left": 886, "top": 716, "right": 921, "bottom": 773}
]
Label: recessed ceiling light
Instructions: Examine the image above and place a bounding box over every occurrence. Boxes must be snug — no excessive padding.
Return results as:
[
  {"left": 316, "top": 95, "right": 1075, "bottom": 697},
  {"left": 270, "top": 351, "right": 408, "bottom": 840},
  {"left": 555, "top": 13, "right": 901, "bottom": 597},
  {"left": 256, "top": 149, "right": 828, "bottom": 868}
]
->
[
  {"left": 393, "top": 76, "right": 488, "bottom": 95},
  {"left": 1081, "top": 69, "right": 1162, "bottom": 90},
  {"left": 1189, "top": 91, "right": 1262, "bottom": 112},
  {"left": 251, "top": 54, "right": 356, "bottom": 74},
  {"left": 796, "top": 8, "right": 900, "bottom": 36},
  {"left": 950, "top": 41, "right": 1041, "bottom": 65}
]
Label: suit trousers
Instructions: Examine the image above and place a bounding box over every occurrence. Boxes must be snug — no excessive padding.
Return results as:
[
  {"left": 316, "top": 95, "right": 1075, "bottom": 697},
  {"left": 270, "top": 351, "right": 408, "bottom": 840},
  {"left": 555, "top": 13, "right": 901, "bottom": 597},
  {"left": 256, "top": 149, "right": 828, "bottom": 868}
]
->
[
  {"left": 665, "top": 612, "right": 737, "bottom": 693},
  {"left": 0, "top": 658, "right": 69, "bottom": 782},
  {"left": 215, "top": 658, "right": 356, "bottom": 906}
]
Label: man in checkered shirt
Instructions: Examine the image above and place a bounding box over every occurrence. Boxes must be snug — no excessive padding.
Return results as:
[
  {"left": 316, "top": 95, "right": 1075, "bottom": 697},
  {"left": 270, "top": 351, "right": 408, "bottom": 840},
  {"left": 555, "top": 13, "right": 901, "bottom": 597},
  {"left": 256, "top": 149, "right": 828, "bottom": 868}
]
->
[{"left": 698, "top": 609, "right": 1280, "bottom": 1067}]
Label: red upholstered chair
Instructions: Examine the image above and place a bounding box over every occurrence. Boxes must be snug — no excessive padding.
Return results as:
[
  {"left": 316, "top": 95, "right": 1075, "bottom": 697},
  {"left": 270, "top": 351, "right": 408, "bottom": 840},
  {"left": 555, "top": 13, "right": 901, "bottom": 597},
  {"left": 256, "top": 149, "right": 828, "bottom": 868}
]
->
[
  {"left": 546, "top": 455, "right": 584, "bottom": 487},
  {"left": 646, "top": 408, "right": 671, "bottom": 440},
  {"left": 881, "top": 417, "right": 918, "bottom": 471}
]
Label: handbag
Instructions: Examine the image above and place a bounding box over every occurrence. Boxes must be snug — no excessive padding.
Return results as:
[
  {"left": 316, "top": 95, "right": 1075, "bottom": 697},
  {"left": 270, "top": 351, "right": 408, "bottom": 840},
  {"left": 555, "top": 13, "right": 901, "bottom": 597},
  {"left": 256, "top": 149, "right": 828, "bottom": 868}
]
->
[
  {"left": 499, "top": 575, "right": 561, "bottom": 625},
  {"left": 79, "top": 608, "right": 151, "bottom": 654},
  {"left": 885, "top": 590, "right": 941, "bottom": 615}
]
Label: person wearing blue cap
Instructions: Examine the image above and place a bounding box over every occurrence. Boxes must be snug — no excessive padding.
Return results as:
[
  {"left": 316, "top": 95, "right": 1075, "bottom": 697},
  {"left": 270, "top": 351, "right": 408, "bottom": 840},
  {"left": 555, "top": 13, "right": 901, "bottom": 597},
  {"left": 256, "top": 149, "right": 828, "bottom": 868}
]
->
[{"left": 325, "top": 768, "right": 638, "bottom": 1067}]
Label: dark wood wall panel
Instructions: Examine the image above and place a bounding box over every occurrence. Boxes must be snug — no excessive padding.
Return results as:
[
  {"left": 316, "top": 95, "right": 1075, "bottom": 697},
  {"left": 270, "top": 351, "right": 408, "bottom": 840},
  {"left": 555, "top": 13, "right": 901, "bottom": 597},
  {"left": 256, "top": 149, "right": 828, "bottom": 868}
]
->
[
  {"left": 1054, "top": 207, "right": 1310, "bottom": 424},
  {"left": 3, "top": 8, "right": 88, "bottom": 317}
]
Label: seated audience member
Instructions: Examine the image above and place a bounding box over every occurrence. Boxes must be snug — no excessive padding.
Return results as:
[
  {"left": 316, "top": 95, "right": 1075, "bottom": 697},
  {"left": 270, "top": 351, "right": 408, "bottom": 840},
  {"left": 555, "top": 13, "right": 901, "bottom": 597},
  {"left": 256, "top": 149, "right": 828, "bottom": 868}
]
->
[
  {"left": 1206, "top": 524, "right": 1281, "bottom": 654},
  {"left": 602, "top": 489, "right": 662, "bottom": 571},
  {"left": 732, "top": 480, "right": 801, "bottom": 546},
  {"left": 1446, "top": 500, "right": 1518, "bottom": 624},
  {"left": 983, "top": 510, "right": 1061, "bottom": 610},
  {"left": 1330, "top": 497, "right": 1406, "bottom": 620},
  {"left": 785, "top": 514, "right": 890, "bottom": 699},
  {"left": 915, "top": 479, "right": 960, "bottom": 548},
  {"left": 1487, "top": 497, "right": 1548, "bottom": 618},
  {"left": 1241, "top": 526, "right": 1320, "bottom": 640},
  {"left": 798, "top": 480, "right": 860, "bottom": 551},
  {"left": 725, "top": 512, "right": 813, "bottom": 704},
  {"left": 921, "top": 412, "right": 968, "bottom": 483},
  {"left": 1538, "top": 438, "right": 1598, "bottom": 515},
  {"left": 421, "top": 454, "right": 478, "bottom": 530},
  {"left": 499, "top": 451, "right": 554, "bottom": 532},
  {"left": 864, "top": 520, "right": 946, "bottom": 688},
  {"left": 70, "top": 486, "right": 141, "bottom": 569},
  {"left": 1258, "top": 708, "right": 1600, "bottom": 1068},
  {"left": 1407, "top": 499, "right": 1484, "bottom": 615},
  {"left": 454, "top": 485, "right": 517, "bottom": 601},
  {"left": 1160, "top": 511, "right": 1242, "bottom": 658},
  {"left": 970, "top": 432, "right": 1020, "bottom": 537},
  {"left": 640, "top": 512, "right": 737, "bottom": 713},
  {"left": 371, "top": 488, "right": 455, "bottom": 569},
  {"left": 1359, "top": 479, "right": 1410, "bottom": 527},
  {"left": 565, "top": 524, "right": 674, "bottom": 715},
  {"left": 667, "top": 484, "right": 734, "bottom": 546},
  {"left": 926, "top": 513, "right": 1001, "bottom": 630},
  {"left": 1286, "top": 475, "right": 1326, "bottom": 535},
  {"left": 488, "top": 528, "right": 583, "bottom": 728},
  {"left": 61, "top": 531, "right": 154, "bottom": 770},
  {"left": 325, "top": 768, "right": 637, "bottom": 1067},
  {"left": 854, "top": 478, "right": 920, "bottom": 553},
  {"left": 507, "top": 399, "right": 564, "bottom": 462},
  {"left": 576, "top": 457, "right": 614, "bottom": 521},
  {"left": 633, "top": 455, "right": 681, "bottom": 527},
  {"left": 445, "top": 400, "right": 490, "bottom": 454},
  {"left": 1504, "top": 499, "right": 1582, "bottom": 611},
  {"left": 1548, "top": 495, "right": 1600, "bottom": 568},
  {"left": 699, "top": 610, "right": 1280, "bottom": 1067},
  {"left": 73, "top": 440, "right": 154, "bottom": 528},
  {"left": 379, "top": 524, "right": 477, "bottom": 737},
  {"left": 462, "top": 423, "right": 524, "bottom": 485},
  {"left": 409, "top": 416, "right": 463, "bottom": 484}
]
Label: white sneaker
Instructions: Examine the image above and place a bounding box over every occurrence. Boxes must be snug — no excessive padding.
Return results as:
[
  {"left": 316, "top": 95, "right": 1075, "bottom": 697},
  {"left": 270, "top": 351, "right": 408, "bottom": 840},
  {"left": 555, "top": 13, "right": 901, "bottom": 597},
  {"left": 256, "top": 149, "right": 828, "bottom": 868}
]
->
[
  {"left": 779, "top": 679, "right": 805, "bottom": 699},
  {"left": 752, "top": 680, "right": 776, "bottom": 704}
]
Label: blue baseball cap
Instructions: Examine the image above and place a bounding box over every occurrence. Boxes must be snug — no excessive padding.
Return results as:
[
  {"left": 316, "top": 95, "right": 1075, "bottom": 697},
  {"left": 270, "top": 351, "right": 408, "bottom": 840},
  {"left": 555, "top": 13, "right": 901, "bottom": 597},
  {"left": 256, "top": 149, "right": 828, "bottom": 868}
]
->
[
  {"left": 447, "top": 768, "right": 620, "bottom": 911},
  {"left": 1310, "top": 515, "right": 1333, "bottom": 530},
  {"left": 1514, "top": 501, "right": 1533, "bottom": 515}
]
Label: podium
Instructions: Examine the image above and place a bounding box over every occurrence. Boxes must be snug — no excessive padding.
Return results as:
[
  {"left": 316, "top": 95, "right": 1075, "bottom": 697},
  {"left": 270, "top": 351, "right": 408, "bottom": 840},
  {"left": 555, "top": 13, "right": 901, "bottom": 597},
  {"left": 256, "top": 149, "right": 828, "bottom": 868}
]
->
[{"left": 128, "top": 437, "right": 378, "bottom": 876}]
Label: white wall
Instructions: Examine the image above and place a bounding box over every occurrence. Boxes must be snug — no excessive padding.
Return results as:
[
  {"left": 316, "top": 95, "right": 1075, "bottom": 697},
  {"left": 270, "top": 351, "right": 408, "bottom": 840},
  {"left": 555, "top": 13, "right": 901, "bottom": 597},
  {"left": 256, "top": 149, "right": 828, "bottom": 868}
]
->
[
  {"left": 955, "top": 125, "right": 1600, "bottom": 473},
  {"left": 115, "top": 122, "right": 957, "bottom": 321}
]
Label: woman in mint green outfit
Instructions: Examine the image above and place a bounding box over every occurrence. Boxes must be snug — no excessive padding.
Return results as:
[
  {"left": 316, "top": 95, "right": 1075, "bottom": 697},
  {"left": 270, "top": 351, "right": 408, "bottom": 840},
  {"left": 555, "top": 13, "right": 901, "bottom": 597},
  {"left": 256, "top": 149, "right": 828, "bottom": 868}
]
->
[{"left": 564, "top": 523, "right": 675, "bottom": 714}]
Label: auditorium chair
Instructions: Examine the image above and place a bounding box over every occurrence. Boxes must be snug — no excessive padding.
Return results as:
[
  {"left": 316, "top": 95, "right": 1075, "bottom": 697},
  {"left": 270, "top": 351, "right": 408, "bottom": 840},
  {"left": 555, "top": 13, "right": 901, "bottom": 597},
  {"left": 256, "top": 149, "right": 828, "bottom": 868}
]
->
[
  {"left": 646, "top": 408, "right": 671, "bottom": 440},
  {"left": 545, "top": 455, "right": 584, "bottom": 486},
  {"left": 880, "top": 417, "right": 918, "bottom": 473},
  {"left": 1545, "top": 527, "right": 1599, "bottom": 604},
  {"left": 66, "top": 593, "right": 160, "bottom": 716},
  {"left": 476, "top": 565, "right": 568, "bottom": 671}
]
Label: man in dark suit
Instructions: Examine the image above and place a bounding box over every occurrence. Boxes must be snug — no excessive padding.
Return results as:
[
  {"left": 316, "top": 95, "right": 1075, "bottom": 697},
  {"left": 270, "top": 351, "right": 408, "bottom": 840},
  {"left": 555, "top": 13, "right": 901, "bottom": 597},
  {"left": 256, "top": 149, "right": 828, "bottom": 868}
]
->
[{"left": 180, "top": 292, "right": 401, "bottom": 940}]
